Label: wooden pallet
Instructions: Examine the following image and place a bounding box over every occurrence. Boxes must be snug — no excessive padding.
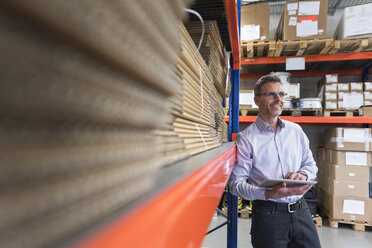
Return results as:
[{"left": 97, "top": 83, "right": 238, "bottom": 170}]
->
[
  {"left": 240, "top": 109, "right": 259, "bottom": 116},
  {"left": 313, "top": 215, "right": 322, "bottom": 227},
  {"left": 241, "top": 37, "right": 372, "bottom": 58},
  {"left": 239, "top": 207, "right": 252, "bottom": 219},
  {"left": 328, "top": 218, "right": 372, "bottom": 232},
  {"left": 281, "top": 108, "right": 322, "bottom": 116},
  {"left": 323, "top": 110, "right": 358, "bottom": 117}
]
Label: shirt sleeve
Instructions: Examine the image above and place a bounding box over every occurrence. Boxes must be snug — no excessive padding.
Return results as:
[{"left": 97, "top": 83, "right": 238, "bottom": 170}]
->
[
  {"left": 297, "top": 128, "right": 318, "bottom": 181},
  {"left": 228, "top": 133, "right": 266, "bottom": 200}
]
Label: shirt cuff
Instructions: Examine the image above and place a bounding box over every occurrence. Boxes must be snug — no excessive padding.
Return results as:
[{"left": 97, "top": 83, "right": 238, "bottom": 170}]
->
[
  {"left": 297, "top": 170, "right": 309, "bottom": 181},
  {"left": 254, "top": 187, "right": 267, "bottom": 200}
]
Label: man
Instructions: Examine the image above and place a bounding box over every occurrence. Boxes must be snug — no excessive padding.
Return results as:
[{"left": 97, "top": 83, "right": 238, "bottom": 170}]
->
[{"left": 229, "top": 73, "right": 321, "bottom": 248}]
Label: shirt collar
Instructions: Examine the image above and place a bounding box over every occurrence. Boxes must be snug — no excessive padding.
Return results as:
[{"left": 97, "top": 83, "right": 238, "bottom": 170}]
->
[{"left": 255, "top": 115, "right": 286, "bottom": 132}]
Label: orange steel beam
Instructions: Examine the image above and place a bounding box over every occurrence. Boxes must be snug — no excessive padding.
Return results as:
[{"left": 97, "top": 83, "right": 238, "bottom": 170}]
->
[
  {"left": 225, "top": 116, "right": 372, "bottom": 125},
  {"left": 241, "top": 69, "right": 363, "bottom": 79},
  {"left": 241, "top": 52, "right": 372, "bottom": 65},
  {"left": 225, "top": 0, "right": 240, "bottom": 70},
  {"left": 77, "top": 145, "right": 237, "bottom": 248}
]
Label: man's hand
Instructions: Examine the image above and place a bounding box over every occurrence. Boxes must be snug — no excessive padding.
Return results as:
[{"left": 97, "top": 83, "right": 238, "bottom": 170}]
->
[
  {"left": 264, "top": 172, "right": 310, "bottom": 199},
  {"left": 285, "top": 172, "right": 307, "bottom": 180},
  {"left": 265, "top": 183, "right": 311, "bottom": 199}
]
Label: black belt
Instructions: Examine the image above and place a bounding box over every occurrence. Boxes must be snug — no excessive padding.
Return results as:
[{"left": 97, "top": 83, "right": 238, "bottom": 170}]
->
[{"left": 253, "top": 198, "right": 305, "bottom": 213}]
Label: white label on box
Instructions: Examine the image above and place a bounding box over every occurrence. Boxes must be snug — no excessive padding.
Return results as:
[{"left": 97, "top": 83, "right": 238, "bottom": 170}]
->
[
  {"left": 338, "top": 84, "right": 349, "bottom": 91},
  {"left": 289, "top": 17, "right": 297, "bottom": 26},
  {"left": 298, "top": 1, "right": 320, "bottom": 15},
  {"left": 345, "top": 152, "right": 367, "bottom": 166},
  {"left": 364, "top": 92, "right": 372, "bottom": 100},
  {"left": 348, "top": 184, "right": 355, "bottom": 189},
  {"left": 241, "top": 25, "right": 260, "bottom": 41},
  {"left": 344, "top": 3, "right": 372, "bottom": 38},
  {"left": 326, "top": 101, "right": 337, "bottom": 109},
  {"left": 343, "top": 93, "right": 364, "bottom": 109},
  {"left": 338, "top": 101, "right": 343, "bottom": 108},
  {"left": 350, "top": 83, "right": 363, "bottom": 90},
  {"left": 287, "top": 2, "right": 298, "bottom": 11},
  {"left": 240, "top": 92, "right": 255, "bottom": 105},
  {"left": 288, "top": 84, "right": 300, "bottom": 98},
  {"left": 349, "top": 173, "right": 356, "bottom": 177},
  {"left": 343, "top": 199, "right": 365, "bottom": 215},
  {"left": 338, "top": 92, "right": 345, "bottom": 99},
  {"left": 288, "top": 10, "right": 297, "bottom": 16},
  {"left": 286, "top": 57, "right": 305, "bottom": 70},
  {"left": 296, "top": 20, "right": 318, "bottom": 37},
  {"left": 326, "top": 75, "right": 338, "bottom": 83},
  {"left": 365, "top": 82, "right": 372, "bottom": 90},
  {"left": 260, "top": 36, "right": 266, "bottom": 40},
  {"left": 344, "top": 129, "right": 365, "bottom": 142},
  {"left": 325, "top": 92, "right": 337, "bottom": 100},
  {"left": 318, "top": 29, "right": 324, "bottom": 34},
  {"left": 325, "top": 84, "right": 337, "bottom": 91}
]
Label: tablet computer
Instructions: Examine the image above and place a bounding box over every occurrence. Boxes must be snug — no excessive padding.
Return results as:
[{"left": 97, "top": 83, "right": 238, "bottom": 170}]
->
[{"left": 258, "top": 178, "right": 317, "bottom": 188}]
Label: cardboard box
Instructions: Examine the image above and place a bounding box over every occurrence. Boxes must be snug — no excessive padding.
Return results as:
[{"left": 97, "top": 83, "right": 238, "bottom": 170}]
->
[
  {"left": 334, "top": 3, "right": 372, "bottom": 40},
  {"left": 337, "top": 91, "right": 347, "bottom": 100},
  {"left": 286, "top": 83, "right": 300, "bottom": 98},
  {"left": 324, "top": 100, "right": 337, "bottom": 110},
  {"left": 318, "top": 147, "right": 326, "bottom": 162},
  {"left": 364, "top": 92, "right": 372, "bottom": 101},
  {"left": 331, "top": 164, "right": 370, "bottom": 182},
  {"left": 276, "top": 0, "right": 328, "bottom": 41},
  {"left": 324, "top": 128, "right": 372, "bottom": 152},
  {"left": 325, "top": 92, "right": 337, "bottom": 101},
  {"left": 241, "top": 3, "right": 269, "bottom": 41},
  {"left": 318, "top": 187, "right": 372, "bottom": 223},
  {"left": 239, "top": 90, "right": 258, "bottom": 109},
  {"left": 324, "top": 83, "right": 337, "bottom": 92},
  {"left": 359, "top": 105, "right": 372, "bottom": 117},
  {"left": 350, "top": 82, "right": 364, "bottom": 92},
  {"left": 342, "top": 92, "right": 364, "bottom": 110},
  {"left": 364, "top": 82, "right": 372, "bottom": 91},
  {"left": 325, "top": 150, "right": 372, "bottom": 166},
  {"left": 317, "top": 74, "right": 338, "bottom": 92},
  {"left": 338, "top": 83, "right": 350, "bottom": 92},
  {"left": 329, "top": 179, "right": 370, "bottom": 198}
]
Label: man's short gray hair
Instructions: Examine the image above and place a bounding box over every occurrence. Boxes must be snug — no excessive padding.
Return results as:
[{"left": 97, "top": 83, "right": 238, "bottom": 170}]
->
[{"left": 254, "top": 73, "right": 282, "bottom": 96}]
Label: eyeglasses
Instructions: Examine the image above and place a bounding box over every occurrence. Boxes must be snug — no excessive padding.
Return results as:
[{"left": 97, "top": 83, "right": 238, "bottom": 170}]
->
[{"left": 259, "top": 91, "right": 287, "bottom": 99}]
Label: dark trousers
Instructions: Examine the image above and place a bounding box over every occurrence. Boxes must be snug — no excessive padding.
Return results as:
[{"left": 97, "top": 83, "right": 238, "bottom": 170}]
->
[{"left": 251, "top": 198, "right": 321, "bottom": 248}]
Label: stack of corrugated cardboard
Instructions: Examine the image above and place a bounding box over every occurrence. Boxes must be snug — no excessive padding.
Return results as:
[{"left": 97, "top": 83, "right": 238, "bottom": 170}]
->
[
  {"left": 0, "top": 1, "right": 192, "bottom": 247},
  {"left": 318, "top": 127, "right": 372, "bottom": 224},
  {"left": 173, "top": 23, "right": 227, "bottom": 155},
  {"left": 184, "top": 20, "right": 231, "bottom": 98}
]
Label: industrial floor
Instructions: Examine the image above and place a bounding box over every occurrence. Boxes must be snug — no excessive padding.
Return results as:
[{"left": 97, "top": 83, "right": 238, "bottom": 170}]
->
[{"left": 202, "top": 214, "right": 372, "bottom": 248}]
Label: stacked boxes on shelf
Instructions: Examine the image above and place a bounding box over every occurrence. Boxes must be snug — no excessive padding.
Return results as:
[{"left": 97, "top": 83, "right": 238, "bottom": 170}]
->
[
  {"left": 318, "top": 74, "right": 366, "bottom": 112},
  {"left": 318, "top": 128, "right": 372, "bottom": 223},
  {"left": 364, "top": 82, "right": 372, "bottom": 106},
  {"left": 318, "top": 74, "right": 338, "bottom": 110}
]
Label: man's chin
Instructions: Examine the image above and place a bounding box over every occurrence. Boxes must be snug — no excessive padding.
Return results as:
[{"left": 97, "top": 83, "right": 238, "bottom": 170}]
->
[{"left": 270, "top": 109, "right": 282, "bottom": 116}]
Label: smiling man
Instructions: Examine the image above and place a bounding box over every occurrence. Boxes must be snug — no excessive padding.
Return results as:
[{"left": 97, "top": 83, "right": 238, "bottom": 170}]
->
[{"left": 229, "top": 73, "right": 321, "bottom": 248}]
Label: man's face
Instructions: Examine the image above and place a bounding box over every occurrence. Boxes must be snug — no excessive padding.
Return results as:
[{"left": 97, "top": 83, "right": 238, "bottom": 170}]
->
[{"left": 254, "top": 82, "right": 285, "bottom": 118}]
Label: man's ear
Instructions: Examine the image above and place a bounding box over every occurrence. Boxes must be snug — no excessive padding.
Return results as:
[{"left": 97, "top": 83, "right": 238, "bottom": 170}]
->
[{"left": 254, "top": 96, "right": 260, "bottom": 106}]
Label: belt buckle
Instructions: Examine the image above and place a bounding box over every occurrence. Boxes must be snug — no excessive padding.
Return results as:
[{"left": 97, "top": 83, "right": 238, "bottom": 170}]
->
[{"left": 288, "top": 202, "right": 296, "bottom": 213}]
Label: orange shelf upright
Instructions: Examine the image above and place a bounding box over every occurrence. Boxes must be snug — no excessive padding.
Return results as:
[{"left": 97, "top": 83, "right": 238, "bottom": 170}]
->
[
  {"left": 225, "top": 0, "right": 240, "bottom": 70},
  {"left": 241, "top": 52, "right": 372, "bottom": 65},
  {"left": 76, "top": 145, "right": 237, "bottom": 248},
  {"left": 224, "top": 116, "right": 372, "bottom": 125}
]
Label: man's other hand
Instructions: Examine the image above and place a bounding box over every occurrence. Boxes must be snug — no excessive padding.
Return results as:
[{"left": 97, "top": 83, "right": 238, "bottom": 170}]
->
[{"left": 265, "top": 182, "right": 311, "bottom": 199}]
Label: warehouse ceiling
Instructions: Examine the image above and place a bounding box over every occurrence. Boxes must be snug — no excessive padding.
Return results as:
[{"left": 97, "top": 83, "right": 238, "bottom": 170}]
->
[{"left": 242, "top": 0, "right": 372, "bottom": 15}]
